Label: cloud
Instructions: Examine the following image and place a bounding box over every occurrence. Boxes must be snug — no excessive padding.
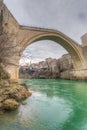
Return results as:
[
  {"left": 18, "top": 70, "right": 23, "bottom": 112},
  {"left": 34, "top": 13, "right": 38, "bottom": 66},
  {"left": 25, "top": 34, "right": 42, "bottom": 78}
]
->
[
  {"left": 4, "top": 0, "right": 87, "bottom": 42},
  {"left": 78, "top": 12, "right": 87, "bottom": 22}
]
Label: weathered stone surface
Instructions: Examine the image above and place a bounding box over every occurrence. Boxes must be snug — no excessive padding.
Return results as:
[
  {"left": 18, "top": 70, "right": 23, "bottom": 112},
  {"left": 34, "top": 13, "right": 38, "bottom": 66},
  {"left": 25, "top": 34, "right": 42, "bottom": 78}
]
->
[
  {"left": 58, "top": 54, "right": 73, "bottom": 72},
  {"left": 0, "top": 83, "right": 31, "bottom": 111},
  {"left": 0, "top": 65, "right": 31, "bottom": 111},
  {"left": 0, "top": 80, "right": 10, "bottom": 87},
  {"left": 9, "top": 84, "right": 32, "bottom": 100},
  {"left": 0, "top": 64, "right": 10, "bottom": 80},
  {"left": 21, "top": 101, "right": 27, "bottom": 105},
  {"left": 49, "top": 59, "right": 60, "bottom": 78},
  {"left": 3, "top": 99, "right": 19, "bottom": 111},
  {"left": 0, "top": 62, "right": 31, "bottom": 111},
  {"left": 60, "top": 70, "right": 74, "bottom": 80}
]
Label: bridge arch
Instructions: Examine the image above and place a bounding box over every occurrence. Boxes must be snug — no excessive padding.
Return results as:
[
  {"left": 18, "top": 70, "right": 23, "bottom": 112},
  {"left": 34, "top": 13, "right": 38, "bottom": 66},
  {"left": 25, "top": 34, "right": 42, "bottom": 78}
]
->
[
  {"left": 20, "top": 30, "right": 84, "bottom": 70},
  {"left": 6, "top": 27, "right": 85, "bottom": 80}
]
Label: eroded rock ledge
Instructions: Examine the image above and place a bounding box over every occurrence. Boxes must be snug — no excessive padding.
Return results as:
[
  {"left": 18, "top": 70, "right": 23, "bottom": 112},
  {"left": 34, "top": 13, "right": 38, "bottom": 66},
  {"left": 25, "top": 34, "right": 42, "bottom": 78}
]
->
[
  {"left": 0, "top": 63, "right": 31, "bottom": 112},
  {"left": 0, "top": 80, "right": 31, "bottom": 111}
]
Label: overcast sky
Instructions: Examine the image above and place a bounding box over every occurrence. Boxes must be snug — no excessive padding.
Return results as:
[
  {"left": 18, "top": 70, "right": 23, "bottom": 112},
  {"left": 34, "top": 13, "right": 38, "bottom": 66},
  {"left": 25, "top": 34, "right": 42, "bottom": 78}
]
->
[{"left": 4, "top": 0, "right": 87, "bottom": 64}]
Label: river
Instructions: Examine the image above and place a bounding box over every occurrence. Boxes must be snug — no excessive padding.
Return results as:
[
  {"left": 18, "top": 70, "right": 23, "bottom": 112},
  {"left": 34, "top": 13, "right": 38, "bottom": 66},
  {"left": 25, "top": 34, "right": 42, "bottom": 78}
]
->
[{"left": 0, "top": 79, "right": 87, "bottom": 130}]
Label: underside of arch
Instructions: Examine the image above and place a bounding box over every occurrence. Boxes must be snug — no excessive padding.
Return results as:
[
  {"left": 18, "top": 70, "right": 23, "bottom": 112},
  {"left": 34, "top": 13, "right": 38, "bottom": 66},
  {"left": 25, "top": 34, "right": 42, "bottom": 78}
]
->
[{"left": 20, "top": 32, "right": 84, "bottom": 70}]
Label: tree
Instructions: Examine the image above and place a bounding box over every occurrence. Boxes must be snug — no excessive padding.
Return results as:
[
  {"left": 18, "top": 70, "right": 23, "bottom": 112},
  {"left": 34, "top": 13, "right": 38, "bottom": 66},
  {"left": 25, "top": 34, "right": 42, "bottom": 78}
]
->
[{"left": 21, "top": 50, "right": 32, "bottom": 66}]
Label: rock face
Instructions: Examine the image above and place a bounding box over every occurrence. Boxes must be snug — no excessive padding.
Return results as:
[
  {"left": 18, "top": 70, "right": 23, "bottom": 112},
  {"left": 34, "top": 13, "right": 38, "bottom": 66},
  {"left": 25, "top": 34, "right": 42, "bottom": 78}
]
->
[
  {"left": 3, "top": 99, "right": 19, "bottom": 111},
  {"left": 0, "top": 63, "right": 32, "bottom": 111},
  {"left": 46, "top": 58, "right": 60, "bottom": 78},
  {"left": 19, "top": 54, "right": 75, "bottom": 79},
  {"left": 0, "top": 82, "right": 31, "bottom": 111},
  {"left": 0, "top": 64, "right": 10, "bottom": 80},
  {"left": 8, "top": 84, "right": 32, "bottom": 100},
  {"left": 58, "top": 54, "right": 73, "bottom": 72}
]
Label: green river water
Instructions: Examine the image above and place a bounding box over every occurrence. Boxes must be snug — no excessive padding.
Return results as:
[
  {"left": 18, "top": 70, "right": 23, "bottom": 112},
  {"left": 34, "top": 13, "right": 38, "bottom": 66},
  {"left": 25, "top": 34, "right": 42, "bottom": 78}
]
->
[{"left": 1, "top": 79, "right": 87, "bottom": 130}]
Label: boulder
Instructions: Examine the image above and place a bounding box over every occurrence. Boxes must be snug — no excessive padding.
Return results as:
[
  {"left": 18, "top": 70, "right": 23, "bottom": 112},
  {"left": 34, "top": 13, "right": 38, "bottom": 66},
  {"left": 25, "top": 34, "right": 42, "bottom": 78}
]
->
[
  {"left": 3, "top": 99, "right": 19, "bottom": 111},
  {"left": 9, "top": 84, "right": 32, "bottom": 100},
  {"left": 21, "top": 101, "right": 27, "bottom": 105}
]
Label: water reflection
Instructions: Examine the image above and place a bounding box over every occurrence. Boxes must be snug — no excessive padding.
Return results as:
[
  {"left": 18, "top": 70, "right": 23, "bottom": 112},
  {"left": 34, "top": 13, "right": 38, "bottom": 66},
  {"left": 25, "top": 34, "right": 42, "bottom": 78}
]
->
[
  {"left": 0, "top": 110, "right": 19, "bottom": 130},
  {"left": 21, "top": 79, "right": 87, "bottom": 130}
]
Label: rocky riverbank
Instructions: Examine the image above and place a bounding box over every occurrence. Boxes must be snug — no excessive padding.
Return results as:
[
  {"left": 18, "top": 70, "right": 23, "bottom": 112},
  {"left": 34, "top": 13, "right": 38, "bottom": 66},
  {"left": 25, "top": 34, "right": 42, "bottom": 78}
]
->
[
  {"left": 0, "top": 81, "right": 31, "bottom": 111},
  {"left": 0, "top": 64, "right": 31, "bottom": 112}
]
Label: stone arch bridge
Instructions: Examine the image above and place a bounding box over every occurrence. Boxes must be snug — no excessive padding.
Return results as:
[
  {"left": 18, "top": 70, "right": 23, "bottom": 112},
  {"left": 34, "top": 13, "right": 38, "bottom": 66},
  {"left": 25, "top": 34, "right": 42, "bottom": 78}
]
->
[{"left": 0, "top": 0, "right": 87, "bottom": 80}]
